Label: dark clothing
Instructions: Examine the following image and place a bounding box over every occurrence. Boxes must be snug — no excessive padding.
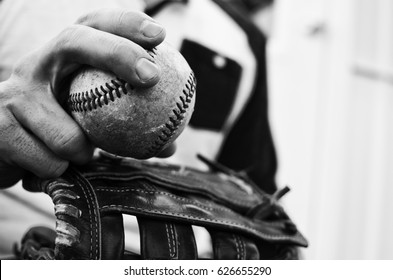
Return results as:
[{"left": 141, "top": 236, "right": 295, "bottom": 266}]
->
[{"left": 149, "top": 0, "right": 277, "bottom": 194}]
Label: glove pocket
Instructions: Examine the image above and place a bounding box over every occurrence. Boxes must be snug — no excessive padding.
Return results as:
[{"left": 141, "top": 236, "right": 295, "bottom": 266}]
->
[
  {"left": 94, "top": 181, "right": 308, "bottom": 248},
  {"left": 82, "top": 157, "right": 266, "bottom": 212}
]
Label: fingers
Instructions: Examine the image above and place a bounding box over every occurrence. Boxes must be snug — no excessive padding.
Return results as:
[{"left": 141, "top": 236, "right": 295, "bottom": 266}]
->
[
  {"left": 73, "top": 9, "right": 165, "bottom": 87},
  {"left": 0, "top": 80, "right": 94, "bottom": 184},
  {"left": 9, "top": 91, "right": 94, "bottom": 164},
  {"left": 76, "top": 9, "right": 166, "bottom": 48},
  {"left": 0, "top": 111, "right": 69, "bottom": 181},
  {"left": 0, "top": 9, "right": 168, "bottom": 188},
  {"left": 47, "top": 24, "right": 160, "bottom": 88}
]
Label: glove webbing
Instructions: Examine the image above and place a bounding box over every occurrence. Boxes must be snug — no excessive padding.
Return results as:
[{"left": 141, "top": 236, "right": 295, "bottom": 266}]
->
[{"left": 20, "top": 159, "right": 307, "bottom": 259}]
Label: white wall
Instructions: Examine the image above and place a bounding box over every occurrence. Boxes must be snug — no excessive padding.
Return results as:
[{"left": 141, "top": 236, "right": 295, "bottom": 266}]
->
[{"left": 268, "top": 0, "right": 393, "bottom": 259}]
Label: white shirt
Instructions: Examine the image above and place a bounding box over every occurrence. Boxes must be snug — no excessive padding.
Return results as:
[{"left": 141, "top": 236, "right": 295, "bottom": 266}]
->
[{"left": 0, "top": 0, "right": 257, "bottom": 258}]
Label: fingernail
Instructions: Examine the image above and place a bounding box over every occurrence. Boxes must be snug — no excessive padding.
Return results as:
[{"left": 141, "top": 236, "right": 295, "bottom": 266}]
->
[
  {"left": 141, "top": 20, "right": 164, "bottom": 38},
  {"left": 136, "top": 58, "right": 159, "bottom": 82}
]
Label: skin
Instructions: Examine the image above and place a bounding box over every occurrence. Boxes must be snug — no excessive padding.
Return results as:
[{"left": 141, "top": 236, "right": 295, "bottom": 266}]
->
[{"left": 0, "top": 9, "right": 173, "bottom": 188}]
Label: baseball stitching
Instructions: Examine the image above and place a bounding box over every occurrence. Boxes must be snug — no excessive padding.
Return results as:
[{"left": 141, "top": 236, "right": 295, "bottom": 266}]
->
[
  {"left": 68, "top": 47, "right": 196, "bottom": 157},
  {"left": 67, "top": 48, "right": 158, "bottom": 113},
  {"left": 146, "top": 71, "right": 196, "bottom": 156},
  {"left": 68, "top": 77, "right": 132, "bottom": 113}
]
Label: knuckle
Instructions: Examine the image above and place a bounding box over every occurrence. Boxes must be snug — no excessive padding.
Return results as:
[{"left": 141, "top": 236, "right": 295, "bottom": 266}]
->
[
  {"left": 58, "top": 25, "right": 80, "bottom": 42},
  {"left": 75, "top": 12, "right": 93, "bottom": 25},
  {"left": 75, "top": 9, "right": 101, "bottom": 26},
  {"left": 12, "top": 55, "right": 35, "bottom": 77},
  {"left": 0, "top": 115, "right": 24, "bottom": 159},
  {"left": 12, "top": 63, "right": 26, "bottom": 77},
  {"left": 51, "top": 126, "right": 85, "bottom": 156},
  {"left": 54, "top": 25, "right": 84, "bottom": 55},
  {"left": 115, "top": 10, "right": 144, "bottom": 29},
  {"left": 115, "top": 10, "right": 128, "bottom": 27},
  {"left": 117, "top": 11, "right": 153, "bottom": 36},
  {"left": 0, "top": 113, "right": 18, "bottom": 139},
  {"left": 108, "top": 40, "right": 132, "bottom": 64}
]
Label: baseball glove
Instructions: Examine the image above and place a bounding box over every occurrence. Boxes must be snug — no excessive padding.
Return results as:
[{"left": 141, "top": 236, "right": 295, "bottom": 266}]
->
[{"left": 16, "top": 152, "right": 308, "bottom": 260}]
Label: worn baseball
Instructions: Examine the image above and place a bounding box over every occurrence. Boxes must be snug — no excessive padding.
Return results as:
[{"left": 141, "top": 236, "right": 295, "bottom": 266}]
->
[{"left": 67, "top": 42, "right": 196, "bottom": 159}]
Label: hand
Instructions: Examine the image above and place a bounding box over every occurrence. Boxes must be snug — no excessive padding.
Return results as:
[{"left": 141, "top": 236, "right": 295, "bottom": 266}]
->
[{"left": 0, "top": 9, "right": 166, "bottom": 188}]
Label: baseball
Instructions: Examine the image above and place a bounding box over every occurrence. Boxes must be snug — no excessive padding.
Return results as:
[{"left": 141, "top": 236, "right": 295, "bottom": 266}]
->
[{"left": 67, "top": 42, "right": 196, "bottom": 159}]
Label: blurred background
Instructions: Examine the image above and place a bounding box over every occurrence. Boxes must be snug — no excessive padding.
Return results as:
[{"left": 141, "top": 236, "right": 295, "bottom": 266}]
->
[
  {"left": 1, "top": 0, "right": 392, "bottom": 260},
  {"left": 266, "top": 0, "right": 393, "bottom": 259}
]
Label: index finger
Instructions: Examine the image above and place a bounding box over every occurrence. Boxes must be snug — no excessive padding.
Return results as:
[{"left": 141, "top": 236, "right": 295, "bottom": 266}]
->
[{"left": 76, "top": 9, "right": 166, "bottom": 49}]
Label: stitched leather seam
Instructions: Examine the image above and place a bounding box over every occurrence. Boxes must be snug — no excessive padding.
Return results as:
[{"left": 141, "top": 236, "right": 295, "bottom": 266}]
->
[
  {"left": 68, "top": 48, "right": 196, "bottom": 157},
  {"left": 74, "top": 174, "right": 100, "bottom": 259},
  {"left": 164, "top": 224, "right": 172, "bottom": 257},
  {"left": 95, "top": 187, "right": 232, "bottom": 214},
  {"left": 145, "top": 70, "right": 196, "bottom": 156},
  {"left": 239, "top": 236, "right": 245, "bottom": 260},
  {"left": 165, "top": 223, "right": 176, "bottom": 258},
  {"left": 101, "top": 204, "right": 305, "bottom": 243},
  {"left": 68, "top": 49, "right": 158, "bottom": 114},
  {"left": 233, "top": 234, "right": 240, "bottom": 260},
  {"left": 68, "top": 76, "right": 132, "bottom": 113},
  {"left": 87, "top": 173, "right": 255, "bottom": 207},
  {"left": 243, "top": 237, "right": 247, "bottom": 259}
]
